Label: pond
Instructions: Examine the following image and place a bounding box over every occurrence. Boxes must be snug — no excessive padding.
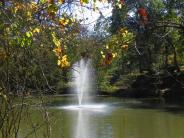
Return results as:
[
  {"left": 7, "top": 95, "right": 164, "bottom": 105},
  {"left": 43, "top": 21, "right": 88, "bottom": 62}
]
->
[{"left": 18, "top": 96, "right": 184, "bottom": 138}]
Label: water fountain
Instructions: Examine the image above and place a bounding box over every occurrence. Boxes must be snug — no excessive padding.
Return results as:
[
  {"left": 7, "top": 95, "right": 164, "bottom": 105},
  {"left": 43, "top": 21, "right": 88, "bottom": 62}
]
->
[
  {"left": 72, "top": 58, "right": 92, "bottom": 106},
  {"left": 62, "top": 57, "right": 106, "bottom": 110},
  {"left": 60, "top": 58, "right": 107, "bottom": 138}
]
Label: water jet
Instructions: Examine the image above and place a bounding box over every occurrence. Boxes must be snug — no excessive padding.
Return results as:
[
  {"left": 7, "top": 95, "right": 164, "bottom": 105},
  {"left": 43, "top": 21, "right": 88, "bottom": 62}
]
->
[{"left": 72, "top": 58, "right": 94, "bottom": 106}]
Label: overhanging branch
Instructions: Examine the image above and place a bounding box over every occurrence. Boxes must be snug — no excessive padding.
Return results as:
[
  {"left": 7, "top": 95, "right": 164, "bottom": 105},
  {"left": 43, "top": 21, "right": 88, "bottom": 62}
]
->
[{"left": 151, "top": 21, "right": 184, "bottom": 30}]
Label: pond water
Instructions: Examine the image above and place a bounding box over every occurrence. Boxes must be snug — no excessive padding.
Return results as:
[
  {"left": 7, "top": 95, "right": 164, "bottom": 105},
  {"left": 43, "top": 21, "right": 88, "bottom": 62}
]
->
[{"left": 19, "top": 96, "right": 184, "bottom": 138}]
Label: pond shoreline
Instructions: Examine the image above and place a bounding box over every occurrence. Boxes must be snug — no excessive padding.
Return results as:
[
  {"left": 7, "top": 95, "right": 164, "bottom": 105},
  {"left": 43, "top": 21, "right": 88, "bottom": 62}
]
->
[{"left": 10, "top": 72, "right": 184, "bottom": 103}]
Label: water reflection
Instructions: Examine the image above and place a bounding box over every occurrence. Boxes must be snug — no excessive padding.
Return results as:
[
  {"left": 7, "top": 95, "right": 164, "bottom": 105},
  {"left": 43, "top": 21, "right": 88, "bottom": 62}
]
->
[
  {"left": 75, "top": 109, "right": 93, "bottom": 138},
  {"left": 72, "top": 104, "right": 107, "bottom": 138},
  {"left": 19, "top": 97, "right": 184, "bottom": 138}
]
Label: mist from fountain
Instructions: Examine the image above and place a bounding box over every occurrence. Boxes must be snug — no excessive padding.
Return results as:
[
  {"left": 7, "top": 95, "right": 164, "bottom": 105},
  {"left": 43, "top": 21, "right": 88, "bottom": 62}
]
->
[{"left": 72, "top": 58, "right": 94, "bottom": 106}]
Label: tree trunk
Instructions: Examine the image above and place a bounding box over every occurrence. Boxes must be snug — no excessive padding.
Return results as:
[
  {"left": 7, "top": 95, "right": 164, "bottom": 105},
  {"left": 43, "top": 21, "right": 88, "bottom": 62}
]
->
[
  {"left": 136, "top": 33, "right": 152, "bottom": 73},
  {"left": 165, "top": 45, "right": 169, "bottom": 68},
  {"left": 166, "top": 37, "right": 180, "bottom": 72}
]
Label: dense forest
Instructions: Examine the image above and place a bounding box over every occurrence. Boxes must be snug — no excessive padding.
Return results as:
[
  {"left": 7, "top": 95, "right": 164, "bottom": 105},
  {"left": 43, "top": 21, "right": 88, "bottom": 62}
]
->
[{"left": 0, "top": 0, "right": 184, "bottom": 137}]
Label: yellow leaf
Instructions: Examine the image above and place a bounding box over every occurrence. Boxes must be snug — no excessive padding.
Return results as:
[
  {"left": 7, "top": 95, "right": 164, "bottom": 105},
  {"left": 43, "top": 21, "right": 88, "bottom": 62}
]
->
[
  {"left": 52, "top": 32, "right": 61, "bottom": 47},
  {"left": 53, "top": 47, "right": 62, "bottom": 56},
  {"left": 112, "top": 53, "right": 117, "bottom": 58},
  {"left": 27, "top": 11, "right": 32, "bottom": 19},
  {"left": 80, "top": 0, "right": 89, "bottom": 4},
  {"left": 121, "top": 45, "right": 128, "bottom": 49},
  {"left": 70, "top": 18, "right": 76, "bottom": 23},
  {"left": 59, "top": 0, "right": 65, "bottom": 4},
  {"left": 118, "top": 4, "right": 122, "bottom": 9},
  {"left": 59, "top": 18, "right": 69, "bottom": 26},
  {"left": 57, "top": 60, "right": 61, "bottom": 65},
  {"left": 31, "top": 2, "right": 37, "bottom": 6},
  {"left": 33, "top": 28, "right": 40, "bottom": 33},
  {"left": 112, "top": 53, "right": 115, "bottom": 58},
  {"left": 26, "top": 31, "right": 33, "bottom": 37},
  {"left": 60, "top": 55, "right": 70, "bottom": 68}
]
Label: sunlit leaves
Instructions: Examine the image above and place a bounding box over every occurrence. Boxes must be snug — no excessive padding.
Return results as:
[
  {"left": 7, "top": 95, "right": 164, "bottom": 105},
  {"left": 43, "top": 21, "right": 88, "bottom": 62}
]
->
[
  {"left": 57, "top": 55, "right": 70, "bottom": 68},
  {"left": 98, "top": 28, "right": 134, "bottom": 66},
  {"left": 113, "top": 0, "right": 125, "bottom": 9},
  {"left": 100, "top": 50, "right": 118, "bottom": 66},
  {"left": 80, "top": 0, "right": 89, "bottom": 5},
  {"left": 40, "top": 0, "right": 47, "bottom": 4},
  {"left": 117, "top": 28, "right": 134, "bottom": 45},
  {"left": 48, "top": 0, "right": 54, "bottom": 4},
  {"left": 59, "top": 18, "right": 69, "bottom": 27},
  {"left": 18, "top": 37, "right": 32, "bottom": 47},
  {"left": 15, "top": 28, "right": 37, "bottom": 47},
  {"left": 51, "top": 32, "right": 61, "bottom": 47},
  {"left": 101, "top": 51, "right": 105, "bottom": 58},
  {"left": 102, "top": 52, "right": 113, "bottom": 66},
  {"left": 47, "top": 4, "right": 58, "bottom": 18},
  {"left": 112, "top": 52, "right": 117, "bottom": 58},
  {"left": 33, "top": 28, "right": 40, "bottom": 34},
  {"left": 11, "top": 1, "right": 38, "bottom": 22},
  {"left": 53, "top": 46, "right": 62, "bottom": 57},
  {"left": 0, "top": 0, "right": 131, "bottom": 70},
  {"left": 58, "top": 0, "right": 65, "bottom": 4},
  {"left": 12, "top": 2, "right": 25, "bottom": 13},
  {"left": 121, "top": 44, "right": 128, "bottom": 49},
  {"left": 52, "top": 32, "right": 70, "bottom": 68},
  {"left": 26, "top": 31, "right": 33, "bottom": 38},
  {"left": 0, "top": 0, "right": 102, "bottom": 71}
]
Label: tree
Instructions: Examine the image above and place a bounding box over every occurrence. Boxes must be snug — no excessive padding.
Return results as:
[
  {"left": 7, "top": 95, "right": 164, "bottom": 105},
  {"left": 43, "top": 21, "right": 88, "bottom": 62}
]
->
[{"left": 110, "top": 0, "right": 184, "bottom": 73}]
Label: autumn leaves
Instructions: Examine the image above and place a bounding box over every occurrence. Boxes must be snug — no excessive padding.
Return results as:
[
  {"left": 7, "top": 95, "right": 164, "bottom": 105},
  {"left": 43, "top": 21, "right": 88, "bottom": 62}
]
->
[
  {"left": 40, "top": 0, "right": 133, "bottom": 68},
  {"left": 137, "top": 7, "right": 149, "bottom": 29},
  {"left": 100, "top": 28, "right": 133, "bottom": 66},
  {"left": 52, "top": 32, "right": 70, "bottom": 68}
]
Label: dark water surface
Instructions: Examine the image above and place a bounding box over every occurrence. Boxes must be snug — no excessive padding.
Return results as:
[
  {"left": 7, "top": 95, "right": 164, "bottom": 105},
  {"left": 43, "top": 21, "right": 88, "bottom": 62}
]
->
[{"left": 19, "top": 97, "right": 184, "bottom": 138}]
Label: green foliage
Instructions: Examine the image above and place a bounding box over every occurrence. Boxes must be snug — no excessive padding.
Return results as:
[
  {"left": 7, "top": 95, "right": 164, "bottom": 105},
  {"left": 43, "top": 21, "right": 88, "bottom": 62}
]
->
[
  {"left": 0, "top": 0, "right": 183, "bottom": 94},
  {"left": 0, "top": 0, "right": 80, "bottom": 95},
  {"left": 94, "top": 0, "right": 184, "bottom": 92}
]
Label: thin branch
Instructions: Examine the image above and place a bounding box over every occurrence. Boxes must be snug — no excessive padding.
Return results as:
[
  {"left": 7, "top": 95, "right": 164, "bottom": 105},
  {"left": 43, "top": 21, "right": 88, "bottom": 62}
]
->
[
  {"left": 134, "top": 42, "right": 141, "bottom": 55},
  {"left": 153, "top": 21, "right": 184, "bottom": 30},
  {"left": 39, "top": 65, "right": 56, "bottom": 93}
]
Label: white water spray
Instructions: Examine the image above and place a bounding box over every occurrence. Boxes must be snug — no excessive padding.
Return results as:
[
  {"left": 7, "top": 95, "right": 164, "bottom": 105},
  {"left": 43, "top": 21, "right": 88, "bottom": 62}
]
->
[
  {"left": 61, "top": 59, "right": 106, "bottom": 138},
  {"left": 72, "top": 58, "right": 94, "bottom": 106}
]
